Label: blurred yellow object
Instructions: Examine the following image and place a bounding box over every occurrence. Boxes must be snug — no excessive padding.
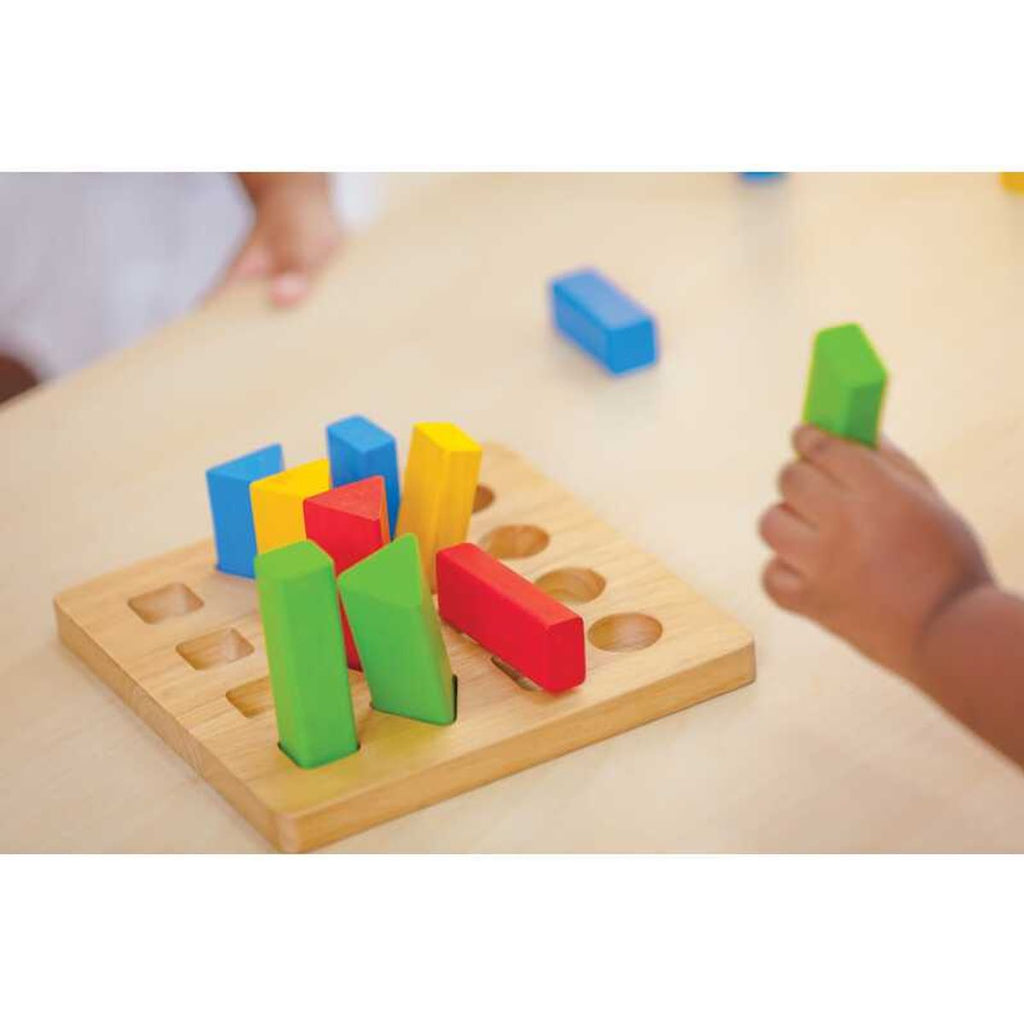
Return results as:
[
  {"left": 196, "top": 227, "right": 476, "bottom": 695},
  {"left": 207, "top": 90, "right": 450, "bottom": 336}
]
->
[{"left": 1000, "top": 173, "right": 1024, "bottom": 193}]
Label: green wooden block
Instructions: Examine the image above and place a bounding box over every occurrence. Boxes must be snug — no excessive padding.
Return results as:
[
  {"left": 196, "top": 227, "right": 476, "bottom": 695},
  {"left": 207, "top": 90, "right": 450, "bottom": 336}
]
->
[
  {"left": 255, "top": 540, "right": 359, "bottom": 768},
  {"left": 802, "top": 323, "right": 888, "bottom": 447},
  {"left": 337, "top": 534, "right": 456, "bottom": 726}
]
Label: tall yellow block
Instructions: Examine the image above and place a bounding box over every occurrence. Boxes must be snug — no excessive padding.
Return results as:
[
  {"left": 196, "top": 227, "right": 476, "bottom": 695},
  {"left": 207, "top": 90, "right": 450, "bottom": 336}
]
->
[
  {"left": 251, "top": 459, "right": 331, "bottom": 554},
  {"left": 1000, "top": 173, "right": 1024, "bottom": 194},
  {"left": 397, "top": 423, "right": 482, "bottom": 588}
]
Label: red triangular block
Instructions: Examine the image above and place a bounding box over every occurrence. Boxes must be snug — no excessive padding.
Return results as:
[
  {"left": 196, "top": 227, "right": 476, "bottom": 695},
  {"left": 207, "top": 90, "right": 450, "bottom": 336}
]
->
[{"left": 303, "top": 475, "right": 390, "bottom": 669}]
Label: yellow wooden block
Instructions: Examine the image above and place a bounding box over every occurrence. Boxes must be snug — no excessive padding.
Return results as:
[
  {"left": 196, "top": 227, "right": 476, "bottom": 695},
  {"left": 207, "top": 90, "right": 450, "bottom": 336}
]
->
[
  {"left": 250, "top": 459, "right": 331, "bottom": 554},
  {"left": 1000, "top": 173, "right": 1024, "bottom": 194},
  {"left": 396, "top": 423, "right": 482, "bottom": 588}
]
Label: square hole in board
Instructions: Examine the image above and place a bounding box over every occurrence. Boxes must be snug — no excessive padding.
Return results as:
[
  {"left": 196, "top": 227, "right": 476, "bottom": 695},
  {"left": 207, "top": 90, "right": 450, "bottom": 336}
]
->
[
  {"left": 177, "top": 628, "right": 254, "bottom": 670},
  {"left": 226, "top": 677, "right": 273, "bottom": 718},
  {"left": 128, "top": 582, "right": 203, "bottom": 624}
]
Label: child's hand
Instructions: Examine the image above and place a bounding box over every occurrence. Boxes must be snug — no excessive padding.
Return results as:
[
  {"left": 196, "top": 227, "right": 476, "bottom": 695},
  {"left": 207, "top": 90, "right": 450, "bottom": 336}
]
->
[
  {"left": 759, "top": 425, "right": 993, "bottom": 680},
  {"left": 219, "top": 173, "right": 342, "bottom": 307}
]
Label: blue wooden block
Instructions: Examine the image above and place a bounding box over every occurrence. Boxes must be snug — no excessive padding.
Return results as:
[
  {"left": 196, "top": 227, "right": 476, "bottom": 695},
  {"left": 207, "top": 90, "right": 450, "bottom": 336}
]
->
[
  {"left": 549, "top": 269, "right": 658, "bottom": 375},
  {"left": 326, "top": 415, "right": 401, "bottom": 535},
  {"left": 206, "top": 444, "right": 285, "bottom": 578},
  {"left": 739, "top": 172, "right": 785, "bottom": 181}
]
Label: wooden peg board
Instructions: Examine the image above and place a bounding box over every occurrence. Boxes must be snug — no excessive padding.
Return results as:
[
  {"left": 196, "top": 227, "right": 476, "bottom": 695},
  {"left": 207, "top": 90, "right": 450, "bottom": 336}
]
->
[{"left": 54, "top": 443, "right": 756, "bottom": 852}]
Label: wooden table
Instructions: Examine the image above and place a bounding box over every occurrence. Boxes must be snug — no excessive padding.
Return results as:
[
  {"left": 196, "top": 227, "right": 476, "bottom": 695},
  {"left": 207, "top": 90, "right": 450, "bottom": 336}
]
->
[{"left": 3, "top": 172, "right": 1023, "bottom": 852}]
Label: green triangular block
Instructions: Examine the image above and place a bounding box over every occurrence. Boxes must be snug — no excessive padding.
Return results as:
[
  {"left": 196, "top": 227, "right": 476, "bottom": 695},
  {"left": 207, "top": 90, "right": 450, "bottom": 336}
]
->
[{"left": 338, "top": 534, "right": 456, "bottom": 726}]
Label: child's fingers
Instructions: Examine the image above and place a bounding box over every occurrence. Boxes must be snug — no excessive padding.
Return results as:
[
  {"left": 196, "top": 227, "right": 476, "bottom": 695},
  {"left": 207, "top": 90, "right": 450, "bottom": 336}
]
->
[
  {"left": 265, "top": 224, "right": 341, "bottom": 307},
  {"left": 214, "top": 175, "right": 342, "bottom": 308},
  {"left": 222, "top": 237, "right": 273, "bottom": 284},
  {"left": 792, "top": 424, "right": 884, "bottom": 490},
  {"left": 762, "top": 557, "right": 810, "bottom": 613},
  {"left": 777, "top": 457, "right": 842, "bottom": 523},
  {"left": 878, "top": 435, "right": 933, "bottom": 487},
  {"left": 202, "top": 236, "right": 272, "bottom": 306},
  {"left": 269, "top": 271, "right": 310, "bottom": 307},
  {"left": 758, "top": 503, "right": 818, "bottom": 572}
]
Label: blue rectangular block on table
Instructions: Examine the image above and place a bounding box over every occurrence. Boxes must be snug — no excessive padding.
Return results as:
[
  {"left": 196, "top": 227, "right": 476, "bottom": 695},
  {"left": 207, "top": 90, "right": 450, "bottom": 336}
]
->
[
  {"left": 326, "top": 415, "right": 401, "bottom": 535},
  {"left": 206, "top": 443, "right": 285, "bottom": 578},
  {"left": 549, "top": 269, "right": 658, "bottom": 375}
]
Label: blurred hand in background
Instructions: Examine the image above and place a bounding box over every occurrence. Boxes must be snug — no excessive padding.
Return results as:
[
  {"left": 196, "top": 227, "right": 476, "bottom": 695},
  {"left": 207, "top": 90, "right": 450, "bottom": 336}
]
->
[
  {"left": 219, "top": 173, "right": 343, "bottom": 307},
  {"left": 0, "top": 172, "right": 353, "bottom": 406}
]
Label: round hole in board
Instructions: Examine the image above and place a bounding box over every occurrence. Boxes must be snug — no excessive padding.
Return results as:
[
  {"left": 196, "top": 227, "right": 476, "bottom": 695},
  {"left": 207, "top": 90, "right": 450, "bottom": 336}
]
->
[
  {"left": 480, "top": 524, "right": 550, "bottom": 560},
  {"left": 473, "top": 485, "right": 495, "bottom": 513},
  {"left": 588, "top": 613, "right": 663, "bottom": 653},
  {"left": 534, "top": 567, "right": 606, "bottom": 604}
]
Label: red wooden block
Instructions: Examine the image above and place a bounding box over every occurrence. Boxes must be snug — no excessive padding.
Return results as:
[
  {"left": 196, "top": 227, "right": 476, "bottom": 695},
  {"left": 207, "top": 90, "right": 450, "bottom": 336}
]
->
[
  {"left": 436, "top": 542, "right": 585, "bottom": 692},
  {"left": 303, "top": 476, "right": 390, "bottom": 669}
]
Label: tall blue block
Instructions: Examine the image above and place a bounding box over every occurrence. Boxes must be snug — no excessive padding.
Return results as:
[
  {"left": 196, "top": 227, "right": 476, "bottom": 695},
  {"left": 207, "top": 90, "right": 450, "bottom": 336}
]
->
[
  {"left": 206, "top": 444, "right": 284, "bottom": 578},
  {"left": 326, "top": 416, "right": 401, "bottom": 535},
  {"left": 550, "top": 268, "right": 658, "bottom": 376}
]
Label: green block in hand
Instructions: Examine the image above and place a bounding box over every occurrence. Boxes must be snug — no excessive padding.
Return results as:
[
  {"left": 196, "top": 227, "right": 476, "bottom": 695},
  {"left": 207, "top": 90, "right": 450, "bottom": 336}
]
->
[
  {"left": 338, "top": 534, "right": 456, "bottom": 726},
  {"left": 802, "top": 323, "right": 888, "bottom": 447},
  {"left": 255, "top": 540, "right": 359, "bottom": 768}
]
